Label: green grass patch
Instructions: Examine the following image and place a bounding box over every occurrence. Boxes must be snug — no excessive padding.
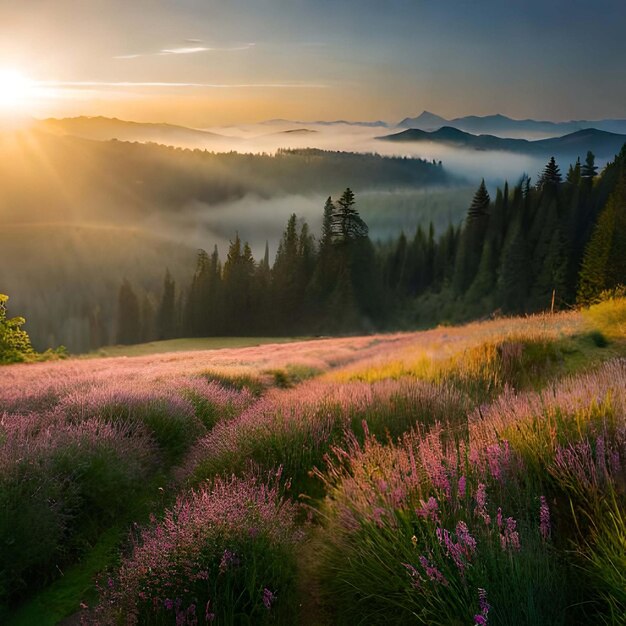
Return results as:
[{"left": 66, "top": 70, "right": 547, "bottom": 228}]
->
[{"left": 84, "top": 336, "right": 313, "bottom": 358}]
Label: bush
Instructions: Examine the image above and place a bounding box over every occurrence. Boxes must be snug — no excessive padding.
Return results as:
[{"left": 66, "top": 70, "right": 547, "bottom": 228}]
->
[
  {"left": 89, "top": 473, "right": 303, "bottom": 626},
  {"left": 0, "top": 416, "right": 155, "bottom": 607},
  {"left": 0, "top": 294, "right": 34, "bottom": 364}
]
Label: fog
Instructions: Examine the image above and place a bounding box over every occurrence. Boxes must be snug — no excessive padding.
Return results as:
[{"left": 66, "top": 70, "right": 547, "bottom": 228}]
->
[
  {"left": 1, "top": 118, "right": 605, "bottom": 352},
  {"left": 205, "top": 121, "right": 550, "bottom": 187}
]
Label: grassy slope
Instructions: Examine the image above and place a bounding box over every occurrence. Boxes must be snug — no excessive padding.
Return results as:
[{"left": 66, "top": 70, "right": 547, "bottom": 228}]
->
[
  {"left": 85, "top": 336, "right": 313, "bottom": 358},
  {"left": 6, "top": 302, "right": 625, "bottom": 625}
]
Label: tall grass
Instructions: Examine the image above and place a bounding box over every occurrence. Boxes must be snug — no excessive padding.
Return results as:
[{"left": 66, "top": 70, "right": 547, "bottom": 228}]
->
[
  {"left": 312, "top": 361, "right": 626, "bottom": 624},
  {"left": 86, "top": 473, "right": 303, "bottom": 626},
  {"left": 2, "top": 309, "right": 624, "bottom": 623}
]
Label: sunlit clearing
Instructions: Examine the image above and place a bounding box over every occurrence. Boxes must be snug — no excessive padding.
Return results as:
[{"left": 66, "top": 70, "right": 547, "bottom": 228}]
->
[{"left": 0, "top": 69, "right": 36, "bottom": 110}]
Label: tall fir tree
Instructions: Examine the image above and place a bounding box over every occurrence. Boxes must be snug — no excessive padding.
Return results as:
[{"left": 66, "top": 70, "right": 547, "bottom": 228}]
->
[
  {"left": 117, "top": 279, "right": 141, "bottom": 345},
  {"left": 157, "top": 270, "right": 177, "bottom": 340}
]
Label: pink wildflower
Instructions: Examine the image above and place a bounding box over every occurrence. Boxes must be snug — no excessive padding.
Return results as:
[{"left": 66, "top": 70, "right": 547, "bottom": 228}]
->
[
  {"left": 418, "top": 555, "right": 448, "bottom": 585},
  {"left": 474, "top": 483, "right": 491, "bottom": 525},
  {"left": 539, "top": 496, "right": 550, "bottom": 541},
  {"left": 416, "top": 496, "right": 439, "bottom": 522},
  {"left": 458, "top": 475, "right": 467, "bottom": 499},
  {"left": 262, "top": 588, "right": 276, "bottom": 610}
]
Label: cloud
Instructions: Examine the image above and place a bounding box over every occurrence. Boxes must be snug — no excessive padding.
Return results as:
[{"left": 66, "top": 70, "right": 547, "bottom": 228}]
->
[
  {"left": 114, "top": 43, "right": 255, "bottom": 59},
  {"left": 39, "top": 80, "right": 327, "bottom": 90}
]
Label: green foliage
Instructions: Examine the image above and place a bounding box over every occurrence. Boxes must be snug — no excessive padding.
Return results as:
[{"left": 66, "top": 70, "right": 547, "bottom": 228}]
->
[
  {"left": 0, "top": 294, "right": 35, "bottom": 364},
  {"left": 578, "top": 171, "right": 626, "bottom": 304}
]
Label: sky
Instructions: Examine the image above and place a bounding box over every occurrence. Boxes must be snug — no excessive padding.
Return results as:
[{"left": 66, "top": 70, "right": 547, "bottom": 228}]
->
[{"left": 1, "top": 0, "right": 625, "bottom": 126}]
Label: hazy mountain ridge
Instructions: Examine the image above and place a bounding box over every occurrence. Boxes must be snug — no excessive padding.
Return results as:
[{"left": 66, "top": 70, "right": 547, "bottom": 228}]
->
[
  {"left": 398, "top": 110, "right": 626, "bottom": 138},
  {"left": 37, "top": 116, "right": 239, "bottom": 149},
  {"left": 380, "top": 126, "right": 626, "bottom": 160}
]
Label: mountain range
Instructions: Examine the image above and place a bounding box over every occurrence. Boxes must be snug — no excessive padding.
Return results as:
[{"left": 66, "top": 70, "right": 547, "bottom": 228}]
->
[
  {"left": 379, "top": 126, "right": 626, "bottom": 160},
  {"left": 397, "top": 111, "right": 626, "bottom": 138}
]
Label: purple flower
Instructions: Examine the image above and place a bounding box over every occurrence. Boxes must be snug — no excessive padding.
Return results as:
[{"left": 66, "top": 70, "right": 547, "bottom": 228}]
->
[
  {"left": 418, "top": 555, "right": 448, "bottom": 585},
  {"left": 474, "top": 616, "right": 487, "bottom": 625},
  {"left": 478, "top": 587, "right": 490, "bottom": 615},
  {"left": 456, "top": 521, "right": 477, "bottom": 553},
  {"left": 500, "top": 517, "right": 521, "bottom": 551},
  {"left": 262, "top": 588, "right": 276, "bottom": 610},
  {"left": 219, "top": 549, "right": 240, "bottom": 573},
  {"left": 164, "top": 598, "right": 174, "bottom": 610},
  {"left": 205, "top": 600, "right": 215, "bottom": 622},
  {"left": 416, "top": 496, "right": 439, "bottom": 522},
  {"left": 458, "top": 475, "right": 467, "bottom": 499},
  {"left": 539, "top": 496, "right": 550, "bottom": 541},
  {"left": 474, "top": 483, "right": 491, "bottom": 525}
]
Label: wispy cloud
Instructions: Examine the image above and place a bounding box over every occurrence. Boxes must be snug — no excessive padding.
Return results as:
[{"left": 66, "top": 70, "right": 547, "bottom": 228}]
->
[
  {"left": 114, "top": 43, "right": 255, "bottom": 59},
  {"left": 39, "top": 80, "right": 327, "bottom": 90}
]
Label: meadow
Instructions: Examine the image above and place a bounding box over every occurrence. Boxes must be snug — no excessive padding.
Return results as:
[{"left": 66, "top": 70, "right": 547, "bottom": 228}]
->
[{"left": 1, "top": 297, "right": 625, "bottom": 625}]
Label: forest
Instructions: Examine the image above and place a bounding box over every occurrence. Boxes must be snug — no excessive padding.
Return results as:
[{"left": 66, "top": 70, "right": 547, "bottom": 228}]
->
[{"left": 114, "top": 147, "right": 626, "bottom": 348}]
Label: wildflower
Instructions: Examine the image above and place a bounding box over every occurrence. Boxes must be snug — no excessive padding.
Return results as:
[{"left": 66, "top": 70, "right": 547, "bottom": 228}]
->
[
  {"left": 478, "top": 587, "right": 490, "bottom": 615},
  {"left": 456, "top": 521, "right": 477, "bottom": 553},
  {"left": 164, "top": 598, "right": 174, "bottom": 610},
  {"left": 496, "top": 507, "right": 503, "bottom": 530},
  {"left": 262, "top": 588, "right": 276, "bottom": 610},
  {"left": 219, "top": 549, "right": 240, "bottom": 573},
  {"left": 474, "top": 483, "right": 491, "bottom": 525},
  {"left": 411, "top": 534, "right": 418, "bottom": 548},
  {"left": 474, "top": 587, "right": 490, "bottom": 624},
  {"left": 416, "top": 496, "right": 439, "bottom": 522},
  {"left": 458, "top": 475, "right": 466, "bottom": 499},
  {"left": 205, "top": 600, "right": 215, "bottom": 622},
  {"left": 500, "top": 517, "right": 521, "bottom": 551},
  {"left": 539, "top": 496, "right": 550, "bottom": 541},
  {"left": 418, "top": 555, "right": 448, "bottom": 585},
  {"left": 402, "top": 562, "right": 423, "bottom": 589}
]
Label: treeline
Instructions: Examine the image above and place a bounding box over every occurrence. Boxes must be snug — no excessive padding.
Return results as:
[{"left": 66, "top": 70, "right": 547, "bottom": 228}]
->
[{"left": 117, "top": 147, "right": 626, "bottom": 343}]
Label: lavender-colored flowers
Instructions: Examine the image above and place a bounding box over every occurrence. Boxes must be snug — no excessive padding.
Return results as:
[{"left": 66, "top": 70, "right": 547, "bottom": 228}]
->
[
  {"left": 262, "top": 588, "right": 276, "bottom": 610},
  {"left": 539, "top": 496, "right": 551, "bottom": 541},
  {"left": 474, "top": 587, "right": 490, "bottom": 624}
]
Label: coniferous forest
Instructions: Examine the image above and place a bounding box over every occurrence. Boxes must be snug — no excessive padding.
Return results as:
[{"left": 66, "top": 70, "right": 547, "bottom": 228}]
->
[{"left": 116, "top": 148, "right": 626, "bottom": 345}]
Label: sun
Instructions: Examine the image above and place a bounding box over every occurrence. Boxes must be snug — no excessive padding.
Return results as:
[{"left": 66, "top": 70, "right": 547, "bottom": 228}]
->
[{"left": 0, "top": 68, "right": 36, "bottom": 109}]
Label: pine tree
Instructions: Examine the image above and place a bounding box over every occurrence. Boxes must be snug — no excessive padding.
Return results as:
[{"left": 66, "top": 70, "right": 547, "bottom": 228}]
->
[
  {"left": 331, "top": 188, "right": 368, "bottom": 242},
  {"left": 498, "top": 226, "right": 532, "bottom": 313},
  {"left": 581, "top": 151, "right": 598, "bottom": 180},
  {"left": 578, "top": 171, "right": 626, "bottom": 302},
  {"left": 117, "top": 279, "right": 141, "bottom": 345},
  {"left": 140, "top": 294, "right": 157, "bottom": 343},
  {"left": 453, "top": 181, "right": 490, "bottom": 294},
  {"left": 157, "top": 270, "right": 177, "bottom": 340},
  {"left": 320, "top": 197, "right": 335, "bottom": 250},
  {"left": 467, "top": 179, "right": 490, "bottom": 221},
  {"left": 537, "top": 157, "right": 562, "bottom": 189},
  {"left": 567, "top": 158, "right": 582, "bottom": 186},
  {"left": 223, "top": 234, "right": 255, "bottom": 333}
]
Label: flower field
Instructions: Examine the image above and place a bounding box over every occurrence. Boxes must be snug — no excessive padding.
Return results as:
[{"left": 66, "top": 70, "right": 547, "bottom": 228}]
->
[{"left": 1, "top": 302, "right": 625, "bottom": 625}]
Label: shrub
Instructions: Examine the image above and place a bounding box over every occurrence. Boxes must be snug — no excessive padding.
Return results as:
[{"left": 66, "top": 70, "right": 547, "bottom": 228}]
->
[
  {"left": 585, "top": 295, "right": 626, "bottom": 340},
  {"left": 58, "top": 387, "right": 204, "bottom": 462},
  {"left": 0, "top": 294, "right": 34, "bottom": 364},
  {"left": 0, "top": 415, "right": 155, "bottom": 606},
  {"left": 89, "top": 473, "right": 303, "bottom": 626}
]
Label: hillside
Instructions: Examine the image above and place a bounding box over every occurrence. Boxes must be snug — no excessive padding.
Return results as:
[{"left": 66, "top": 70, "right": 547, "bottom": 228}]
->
[
  {"left": 0, "top": 130, "right": 452, "bottom": 226},
  {"left": 0, "top": 224, "right": 196, "bottom": 352},
  {"left": 36, "top": 116, "right": 237, "bottom": 149},
  {"left": 3, "top": 301, "right": 625, "bottom": 624},
  {"left": 380, "top": 126, "right": 626, "bottom": 159}
]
